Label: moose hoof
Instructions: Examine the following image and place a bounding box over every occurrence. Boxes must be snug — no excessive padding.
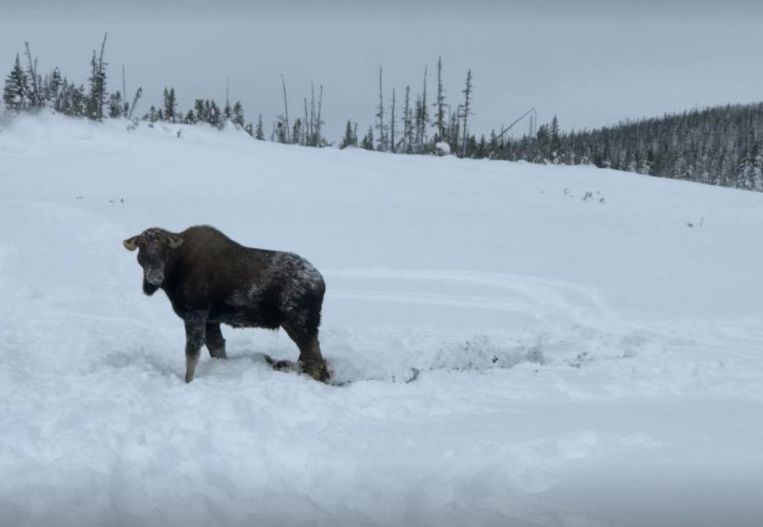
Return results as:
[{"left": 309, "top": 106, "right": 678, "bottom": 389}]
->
[{"left": 301, "top": 361, "right": 331, "bottom": 383}]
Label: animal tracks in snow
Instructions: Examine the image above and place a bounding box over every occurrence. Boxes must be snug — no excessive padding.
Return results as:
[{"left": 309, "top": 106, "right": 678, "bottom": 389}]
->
[
  {"left": 312, "top": 268, "right": 663, "bottom": 385},
  {"left": 324, "top": 268, "right": 611, "bottom": 327}
]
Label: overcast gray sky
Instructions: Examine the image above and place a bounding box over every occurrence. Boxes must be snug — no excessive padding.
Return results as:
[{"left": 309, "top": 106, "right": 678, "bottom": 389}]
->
[{"left": 2, "top": 1, "right": 762, "bottom": 141}]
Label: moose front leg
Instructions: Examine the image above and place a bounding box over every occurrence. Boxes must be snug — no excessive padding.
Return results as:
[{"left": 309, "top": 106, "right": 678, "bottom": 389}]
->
[{"left": 184, "top": 312, "right": 207, "bottom": 383}]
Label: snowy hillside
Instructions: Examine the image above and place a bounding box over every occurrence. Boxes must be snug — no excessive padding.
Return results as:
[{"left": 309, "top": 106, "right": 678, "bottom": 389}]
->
[{"left": 1, "top": 113, "right": 763, "bottom": 527}]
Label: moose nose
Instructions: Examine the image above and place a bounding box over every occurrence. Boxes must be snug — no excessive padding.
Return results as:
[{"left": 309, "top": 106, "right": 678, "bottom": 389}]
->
[{"left": 145, "top": 269, "right": 164, "bottom": 285}]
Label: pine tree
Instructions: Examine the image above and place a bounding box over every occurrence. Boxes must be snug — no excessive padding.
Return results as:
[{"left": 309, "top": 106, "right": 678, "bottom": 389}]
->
[
  {"left": 465, "top": 134, "right": 477, "bottom": 157},
  {"left": 292, "top": 118, "right": 303, "bottom": 145},
  {"left": 275, "top": 120, "right": 287, "bottom": 143},
  {"left": 340, "top": 119, "right": 358, "bottom": 149},
  {"left": 57, "top": 78, "right": 73, "bottom": 114},
  {"left": 448, "top": 106, "right": 460, "bottom": 154},
  {"left": 209, "top": 100, "right": 221, "bottom": 127},
  {"left": 361, "top": 126, "right": 374, "bottom": 150},
  {"left": 232, "top": 101, "right": 245, "bottom": 127},
  {"left": 194, "top": 99, "right": 205, "bottom": 123},
  {"left": 476, "top": 135, "right": 488, "bottom": 158},
  {"left": 108, "top": 91, "right": 123, "bottom": 118},
  {"left": 488, "top": 130, "right": 500, "bottom": 158},
  {"left": 3, "top": 54, "right": 28, "bottom": 111},
  {"left": 163, "top": 87, "right": 177, "bottom": 122},
  {"left": 47, "top": 67, "right": 62, "bottom": 109},
  {"left": 70, "top": 84, "right": 86, "bottom": 117},
  {"left": 255, "top": 114, "right": 265, "bottom": 140},
  {"left": 535, "top": 124, "right": 550, "bottom": 162},
  {"left": 550, "top": 115, "right": 561, "bottom": 163},
  {"left": 414, "top": 97, "right": 423, "bottom": 151},
  {"left": 86, "top": 33, "right": 108, "bottom": 120}
]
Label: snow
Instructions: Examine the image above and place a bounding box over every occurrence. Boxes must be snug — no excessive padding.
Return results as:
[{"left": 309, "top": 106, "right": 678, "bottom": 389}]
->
[
  {"left": 1, "top": 112, "right": 763, "bottom": 527},
  {"left": 435, "top": 141, "right": 451, "bottom": 155}
]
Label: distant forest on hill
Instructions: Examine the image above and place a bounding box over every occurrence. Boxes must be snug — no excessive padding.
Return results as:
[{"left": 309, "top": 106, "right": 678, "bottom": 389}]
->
[
  {"left": 506, "top": 104, "right": 763, "bottom": 192},
  {"left": 4, "top": 36, "right": 762, "bottom": 192}
]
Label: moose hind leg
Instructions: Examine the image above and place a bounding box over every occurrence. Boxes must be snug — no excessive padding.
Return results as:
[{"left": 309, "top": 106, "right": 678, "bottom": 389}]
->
[
  {"left": 205, "top": 323, "right": 227, "bottom": 359},
  {"left": 300, "top": 336, "right": 329, "bottom": 382},
  {"left": 283, "top": 321, "right": 329, "bottom": 382}
]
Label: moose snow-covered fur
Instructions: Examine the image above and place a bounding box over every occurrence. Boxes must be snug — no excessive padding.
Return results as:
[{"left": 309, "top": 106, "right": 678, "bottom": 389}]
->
[{"left": 123, "top": 225, "right": 329, "bottom": 383}]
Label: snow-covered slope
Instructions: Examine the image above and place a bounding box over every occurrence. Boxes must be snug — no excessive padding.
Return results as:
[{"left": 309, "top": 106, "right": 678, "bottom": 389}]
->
[{"left": 1, "top": 113, "right": 762, "bottom": 527}]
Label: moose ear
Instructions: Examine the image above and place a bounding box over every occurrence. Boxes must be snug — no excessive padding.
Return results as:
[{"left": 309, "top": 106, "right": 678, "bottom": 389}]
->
[
  {"left": 123, "top": 235, "right": 140, "bottom": 251},
  {"left": 167, "top": 233, "right": 184, "bottom": 249}
]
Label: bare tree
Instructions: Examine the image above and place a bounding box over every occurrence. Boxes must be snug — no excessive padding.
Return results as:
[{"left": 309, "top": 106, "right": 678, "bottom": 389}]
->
[
  {"left": 435, "top": 56, "right": 446, "bottom": 141},
  {"left": 309, "top": 83, "right": 316, "bottom": 143},
  {"left": 121, "top": 64, "right": 126, "bottom": 115},
  {"left": 303, "top": 97, "right": 310, "bottom": 145},
  {"left": 418, "top": 66, "right": 429, "bottom": 149},
  {"left": 461, "top": 69, "right": 472, "bottom": 157},
  {"left": 389, "top": 87, "right": 396, "bottom": 153},
  {"left": 280, "top": 74, "right": 291, "bottom": 144},
  {"left": 314, "top": 84, "right": 324, "bottom": 146},
  {"left": 376, "top": 66, "right": 387, "bottom": 151},
  {"left": 127, "top": 86, "right": 142, "bottom": 120},
  {"left": 402, "top": 85, "right": 413, "bottom": 153},
  {"left": 23, "top": 42, "right": 43, "bottom": 108}
]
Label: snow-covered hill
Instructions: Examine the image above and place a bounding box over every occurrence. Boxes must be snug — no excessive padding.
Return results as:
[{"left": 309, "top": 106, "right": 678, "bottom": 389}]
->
[{"left": 1, "top": 113, "right": 763, "bottom": 527}]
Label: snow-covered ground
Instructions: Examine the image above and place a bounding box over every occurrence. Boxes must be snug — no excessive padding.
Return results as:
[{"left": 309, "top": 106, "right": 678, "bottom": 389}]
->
[{"left": 1, "top": 113, "right": 763, "bottom": 527}]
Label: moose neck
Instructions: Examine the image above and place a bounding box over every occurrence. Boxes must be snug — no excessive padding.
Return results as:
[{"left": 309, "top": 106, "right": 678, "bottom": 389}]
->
[{"left": 159, "top": 246, "right": 182, "bottom": 291}]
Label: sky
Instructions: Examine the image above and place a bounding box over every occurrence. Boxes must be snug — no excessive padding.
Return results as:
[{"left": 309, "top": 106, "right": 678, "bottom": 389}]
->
[{"left": 2, "top": 0, "right": 762, "bottom": 142}]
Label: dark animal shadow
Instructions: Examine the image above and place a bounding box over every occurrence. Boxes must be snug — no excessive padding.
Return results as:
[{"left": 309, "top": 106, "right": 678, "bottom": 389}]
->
[{"left": 257, "top": 352, "right": 298, "bottom": 372}]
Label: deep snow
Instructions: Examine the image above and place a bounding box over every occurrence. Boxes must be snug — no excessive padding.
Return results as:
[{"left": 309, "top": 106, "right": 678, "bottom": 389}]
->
[{"left": 1, "top": 113, "right": 763, "bottom": 527}]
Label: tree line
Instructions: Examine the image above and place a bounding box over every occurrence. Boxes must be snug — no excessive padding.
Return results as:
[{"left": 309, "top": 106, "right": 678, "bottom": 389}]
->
[
  {"left": 501, "top": 105, "right": 763, "bottom": 192},
  {"left": 4, "top": 36, "right": 762, "bottom": 192},
  {"left": 1, "top": 36, "right": 321, "bottom": 145}
]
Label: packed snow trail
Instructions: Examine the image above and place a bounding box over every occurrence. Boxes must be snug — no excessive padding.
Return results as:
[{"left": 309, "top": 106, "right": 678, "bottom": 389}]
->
[{"left": 1, "top": 113, "right": 763, "bottom": 526}]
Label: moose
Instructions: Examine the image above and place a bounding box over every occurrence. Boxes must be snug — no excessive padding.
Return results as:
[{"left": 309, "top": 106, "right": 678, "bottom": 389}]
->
[{"left": 123, "top": 225, "right": 330, "bottom": 383}]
